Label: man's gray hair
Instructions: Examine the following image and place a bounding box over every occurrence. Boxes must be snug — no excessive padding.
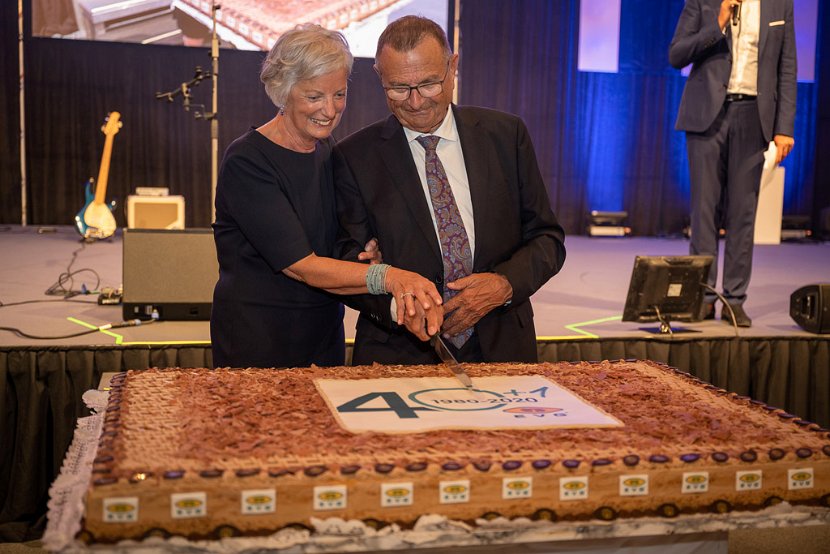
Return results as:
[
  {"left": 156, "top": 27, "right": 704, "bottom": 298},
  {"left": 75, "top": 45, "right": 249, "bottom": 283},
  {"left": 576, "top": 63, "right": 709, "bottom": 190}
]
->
[
  {"left": 375, "top": 15, "right": 452, "bottom": 63},
  {"left": 261, "top": 24, "right": 353, "bottom": 108}
]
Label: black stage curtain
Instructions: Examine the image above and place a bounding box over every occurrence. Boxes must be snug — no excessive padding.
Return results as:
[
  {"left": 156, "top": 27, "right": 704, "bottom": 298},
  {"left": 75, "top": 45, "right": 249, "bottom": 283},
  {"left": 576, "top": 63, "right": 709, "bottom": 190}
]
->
[
  {"left": 0, "top": 346, "right": 213, "bottom": 541},
  {"left": 10, "top": 38, "right": 387, "bottom": 230},
  {"left": 1, "top": 338, "right": 828, "bottom": 540},
  {"left": 814, "top": 0, "right": 830, "bottom": 231},
  {"left": 2, "top": 0, "right": 827, "bottom": 233},
  {"left": 0, "top": 0, "right": 388, "bottom": 228},
  {"left": 1, "top": 2, "right": 22, "bottom": 222}
]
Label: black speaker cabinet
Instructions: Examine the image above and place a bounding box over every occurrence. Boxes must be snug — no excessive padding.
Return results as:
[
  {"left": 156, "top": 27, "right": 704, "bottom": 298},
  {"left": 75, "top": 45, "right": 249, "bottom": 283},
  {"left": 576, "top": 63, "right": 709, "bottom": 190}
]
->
[
  {"left": 122, "top": 229, "right": 218, "bottom": 321},
  {"left": 790, "top": 284, "right": 830, "bottom": 334}
]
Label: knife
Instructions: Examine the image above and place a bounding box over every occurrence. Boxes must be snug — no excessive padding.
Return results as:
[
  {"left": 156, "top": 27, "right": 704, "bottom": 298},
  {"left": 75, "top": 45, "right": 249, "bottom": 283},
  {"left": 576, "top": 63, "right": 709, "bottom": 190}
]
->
[{"left": 431, "top": 335, "right": 474, "bottom": 389}]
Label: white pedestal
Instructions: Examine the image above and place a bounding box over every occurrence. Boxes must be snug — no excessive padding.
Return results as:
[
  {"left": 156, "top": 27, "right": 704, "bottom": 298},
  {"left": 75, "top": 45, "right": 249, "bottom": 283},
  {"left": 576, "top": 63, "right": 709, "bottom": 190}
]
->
[{"left": 754, "top": 166, "right": 785, "bottom": 245}]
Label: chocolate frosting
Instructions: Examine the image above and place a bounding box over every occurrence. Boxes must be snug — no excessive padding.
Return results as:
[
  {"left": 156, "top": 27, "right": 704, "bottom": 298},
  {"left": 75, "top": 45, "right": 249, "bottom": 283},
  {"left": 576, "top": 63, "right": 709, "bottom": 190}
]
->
[{"left": 102, "top": 361, "right": 828, "bottom": 477}]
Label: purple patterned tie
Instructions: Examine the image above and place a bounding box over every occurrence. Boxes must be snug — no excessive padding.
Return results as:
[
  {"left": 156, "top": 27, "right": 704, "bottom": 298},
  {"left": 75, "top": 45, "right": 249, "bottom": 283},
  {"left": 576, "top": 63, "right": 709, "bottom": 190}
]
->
[{"left": 416, "top": 135, "right": 473, "bottom": 347}]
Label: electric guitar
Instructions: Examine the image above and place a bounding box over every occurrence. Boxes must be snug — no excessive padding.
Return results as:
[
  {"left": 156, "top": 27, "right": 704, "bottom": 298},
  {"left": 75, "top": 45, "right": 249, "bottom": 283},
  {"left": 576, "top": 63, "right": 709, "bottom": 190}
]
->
[{"left": 75, "top": 111, "right": 121, "bottom": 239}]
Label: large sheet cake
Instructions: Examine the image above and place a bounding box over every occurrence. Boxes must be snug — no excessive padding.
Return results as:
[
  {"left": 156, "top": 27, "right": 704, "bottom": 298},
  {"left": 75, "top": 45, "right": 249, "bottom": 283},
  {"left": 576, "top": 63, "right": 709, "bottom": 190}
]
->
[{"left": 81, "top": 360, "right": 830, "bottom": 542}]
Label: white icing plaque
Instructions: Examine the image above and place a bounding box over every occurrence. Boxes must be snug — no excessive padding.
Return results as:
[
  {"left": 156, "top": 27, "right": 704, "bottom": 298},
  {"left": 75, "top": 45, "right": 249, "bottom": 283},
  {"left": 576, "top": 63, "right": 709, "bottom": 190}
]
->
[
  {"left": 170, "top": 492, "right": 206, "bottom": 519},
  {"left": 313, "top": 485, "right": 347, "bottom": 510},
  {"left": 681, "top": 472, "right": 709, "bottom": 493},
  {"left": 315, "top": 376, "right": 623, "bottom": 433},
  {"left": 502, "top": 477, "right": 533, "bottom": 499},
  {"left": 560, "top": 476, "right": 589, "bottom": 500},
  {"left": 736, "top": 470, "right": 763, "bottom": 491},
  {"left": 103, "top": 497, "right": 139, "bottom": 522},
  {"left": 619, "top": 475, "right": 649, "bottom": 497},
  {"left": 381, "top": 482, "right": 414, "bottom": 507},
  {"left": 241, "top": 489, "right": 276, "bottom": 514},
  {"left": 439, "top": 480, "right": 470, "bottom": 504},
  {"left": 788, "top": 468, "right": 814, "bottom": 490}
]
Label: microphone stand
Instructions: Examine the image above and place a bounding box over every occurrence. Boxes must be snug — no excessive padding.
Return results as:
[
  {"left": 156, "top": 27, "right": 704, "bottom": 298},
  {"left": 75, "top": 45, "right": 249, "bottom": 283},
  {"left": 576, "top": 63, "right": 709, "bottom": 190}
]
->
[
  {"left": 209, "top": 2, "right": 220, "bottom": 224},
  {"left": 155, "top": 66, "right": 210, "bottom": 107},
  {"left": 154, "top": 2, "right": 220, "bottom": 224},
  {"left": 18, "top": 0, "right": 27, "bottom": 226}
]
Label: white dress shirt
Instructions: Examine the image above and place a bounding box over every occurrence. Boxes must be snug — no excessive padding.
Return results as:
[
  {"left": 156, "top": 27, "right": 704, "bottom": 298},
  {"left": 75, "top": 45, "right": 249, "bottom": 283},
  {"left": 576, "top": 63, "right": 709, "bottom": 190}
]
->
[{"left": 727, "top": 0, "right": 760, "bottom": 95}]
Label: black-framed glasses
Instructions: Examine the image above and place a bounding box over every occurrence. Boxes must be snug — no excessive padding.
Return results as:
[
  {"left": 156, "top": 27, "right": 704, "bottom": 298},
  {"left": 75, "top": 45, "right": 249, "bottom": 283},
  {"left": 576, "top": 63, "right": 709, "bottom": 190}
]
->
[{"left": 382, "top": 60, "right": 451, "bottom": 101}]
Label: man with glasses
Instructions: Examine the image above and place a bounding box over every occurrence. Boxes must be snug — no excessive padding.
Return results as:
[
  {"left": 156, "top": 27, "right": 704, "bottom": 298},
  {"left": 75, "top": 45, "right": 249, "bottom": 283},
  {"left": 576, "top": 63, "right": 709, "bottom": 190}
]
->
[{"left": 334, "top": 15, "right": 566, "bottom": 364}]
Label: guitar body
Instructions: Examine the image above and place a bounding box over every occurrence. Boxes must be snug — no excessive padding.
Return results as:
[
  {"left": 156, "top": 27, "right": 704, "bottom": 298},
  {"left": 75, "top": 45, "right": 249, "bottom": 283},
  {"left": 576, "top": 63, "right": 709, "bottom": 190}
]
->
[
  {"left": 75, "top": 180, "right": 117, "bottom": 239},
  {"left": 75, "top": 111, "right": 122, "bottom": 240}
]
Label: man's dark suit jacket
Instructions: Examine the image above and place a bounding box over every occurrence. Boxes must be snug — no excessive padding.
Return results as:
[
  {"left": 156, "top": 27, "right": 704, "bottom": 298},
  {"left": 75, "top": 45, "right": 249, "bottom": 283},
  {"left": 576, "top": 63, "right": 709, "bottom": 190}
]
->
[
  {"left": 334, "top": 105, "right": 566, "bottom": 364},
  {"left": 669, "top": 0, "right": 796, "bottom": 142}
]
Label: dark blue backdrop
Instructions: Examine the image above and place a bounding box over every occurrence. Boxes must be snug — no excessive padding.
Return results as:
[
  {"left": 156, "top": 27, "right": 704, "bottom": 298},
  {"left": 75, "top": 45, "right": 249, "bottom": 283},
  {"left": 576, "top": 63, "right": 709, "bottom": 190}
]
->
[
  {"left": 458, "top": 0, "right": 820, "bottom": 236},
  {"left": 0, "top": 0, "right": 825, "bottom": 235}
]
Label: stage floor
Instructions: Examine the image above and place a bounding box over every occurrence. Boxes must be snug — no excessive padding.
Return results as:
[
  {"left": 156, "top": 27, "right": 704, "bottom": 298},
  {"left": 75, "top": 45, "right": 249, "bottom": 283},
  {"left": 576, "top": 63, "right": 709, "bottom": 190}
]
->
[{"left": 1, "top": 225, "right": 828, "bottom": 348}]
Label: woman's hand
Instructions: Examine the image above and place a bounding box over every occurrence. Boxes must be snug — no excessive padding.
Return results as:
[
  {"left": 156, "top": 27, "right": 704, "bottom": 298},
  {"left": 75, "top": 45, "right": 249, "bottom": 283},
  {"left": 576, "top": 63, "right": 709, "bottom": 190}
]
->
[
  {"left": 401, "top": 300, "right": 436, "bottom": 342},
  {"left": 385, "top": 268, "right": 443, "bottom": 339}
]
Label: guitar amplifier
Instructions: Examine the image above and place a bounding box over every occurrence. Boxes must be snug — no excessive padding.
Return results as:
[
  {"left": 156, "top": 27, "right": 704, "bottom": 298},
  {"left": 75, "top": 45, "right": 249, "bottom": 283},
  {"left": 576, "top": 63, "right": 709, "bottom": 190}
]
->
[
  {"left": 122, "top": 229, "right": 218, "bottom": 321},
  {"left": 127, "top": 194, "right": 185, "bottom": 230}
]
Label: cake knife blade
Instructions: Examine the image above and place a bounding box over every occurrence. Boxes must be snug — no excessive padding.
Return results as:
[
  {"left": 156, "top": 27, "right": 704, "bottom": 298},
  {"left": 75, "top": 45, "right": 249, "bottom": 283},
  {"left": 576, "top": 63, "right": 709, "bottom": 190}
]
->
[{"left": 431, "top": 335, "right": 473, "bottom": 389}]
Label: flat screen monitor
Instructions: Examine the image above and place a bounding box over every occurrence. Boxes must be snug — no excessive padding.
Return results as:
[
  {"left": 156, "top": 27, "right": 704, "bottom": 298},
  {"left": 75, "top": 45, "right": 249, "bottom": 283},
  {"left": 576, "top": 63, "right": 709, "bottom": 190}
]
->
[{"left": 622, "top": 255, "right": 714, "bottom": 334}]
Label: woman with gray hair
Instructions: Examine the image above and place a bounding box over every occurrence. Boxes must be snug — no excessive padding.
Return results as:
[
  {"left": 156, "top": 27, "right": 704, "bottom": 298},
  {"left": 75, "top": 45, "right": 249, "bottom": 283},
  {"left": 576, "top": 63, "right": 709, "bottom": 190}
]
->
[{"left": 211, "top": 24, "right": 442, "bottom": 369}]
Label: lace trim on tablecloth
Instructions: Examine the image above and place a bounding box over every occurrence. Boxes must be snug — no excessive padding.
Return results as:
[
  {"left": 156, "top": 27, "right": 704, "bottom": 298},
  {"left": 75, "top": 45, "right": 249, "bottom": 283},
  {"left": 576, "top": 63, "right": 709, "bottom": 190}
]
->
[{"left": 43, "top": 390, "right": 108, "bottom": 552}]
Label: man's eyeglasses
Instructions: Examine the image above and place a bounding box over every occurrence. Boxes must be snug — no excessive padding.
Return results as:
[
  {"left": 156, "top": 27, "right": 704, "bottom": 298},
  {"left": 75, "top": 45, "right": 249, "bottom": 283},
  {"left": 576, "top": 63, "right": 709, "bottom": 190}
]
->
[{"left": 383, "top": 60, "right": 451, "bottom": 101}]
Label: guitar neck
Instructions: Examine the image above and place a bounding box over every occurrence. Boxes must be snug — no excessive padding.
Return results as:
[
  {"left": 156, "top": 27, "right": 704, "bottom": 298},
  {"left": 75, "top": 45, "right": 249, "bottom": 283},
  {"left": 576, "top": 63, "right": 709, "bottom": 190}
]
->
[{"left": 93, "top": 134, "right": 116, "bottom": 205}]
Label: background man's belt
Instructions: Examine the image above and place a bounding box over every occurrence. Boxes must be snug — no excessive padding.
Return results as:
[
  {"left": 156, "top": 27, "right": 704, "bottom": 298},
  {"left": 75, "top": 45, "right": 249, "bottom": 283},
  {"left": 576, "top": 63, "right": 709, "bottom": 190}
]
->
[{"left": 725, "top": 93, "right": 757, "bottom": 102}]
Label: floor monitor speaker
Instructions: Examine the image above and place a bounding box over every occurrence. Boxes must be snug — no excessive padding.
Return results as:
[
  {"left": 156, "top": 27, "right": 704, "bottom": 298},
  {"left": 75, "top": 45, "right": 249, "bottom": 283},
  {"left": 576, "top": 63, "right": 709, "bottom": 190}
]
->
[
  {"left": 122, "top": 229, "right": 218, "bottom": 321},
  {"left": 790, "top": 284, "right": 830, "bottom": 334}
]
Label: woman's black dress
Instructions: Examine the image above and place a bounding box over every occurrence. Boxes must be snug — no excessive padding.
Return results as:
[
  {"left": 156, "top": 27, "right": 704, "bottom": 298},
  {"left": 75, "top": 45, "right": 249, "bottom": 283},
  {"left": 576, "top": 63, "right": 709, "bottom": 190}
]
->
[{"left": 211, "top": 129, "right": 345, "bottom": 368}]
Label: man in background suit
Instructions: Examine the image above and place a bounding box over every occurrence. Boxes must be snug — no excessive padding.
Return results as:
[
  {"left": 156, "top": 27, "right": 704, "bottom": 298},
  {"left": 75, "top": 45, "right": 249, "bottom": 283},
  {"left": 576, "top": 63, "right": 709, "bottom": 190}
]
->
[
  {"left": 334, "top": 16, "right": 566, "bottom": 364},
  {"left": 670, "top": 0, "right": 796, "bottom": 327}
]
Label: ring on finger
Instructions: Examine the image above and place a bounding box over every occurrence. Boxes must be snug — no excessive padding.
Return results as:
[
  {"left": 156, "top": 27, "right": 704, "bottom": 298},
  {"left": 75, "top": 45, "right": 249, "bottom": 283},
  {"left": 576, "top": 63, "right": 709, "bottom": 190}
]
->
[{"left": 400, "top": 292, "right": 414, "bottom": 299}]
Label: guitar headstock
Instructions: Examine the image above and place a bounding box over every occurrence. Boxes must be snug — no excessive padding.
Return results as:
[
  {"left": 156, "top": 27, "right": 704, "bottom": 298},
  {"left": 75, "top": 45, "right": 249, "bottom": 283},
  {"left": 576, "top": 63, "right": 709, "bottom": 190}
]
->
[{"left": 101, "top": 111, "right": 122, "bottom": 137}]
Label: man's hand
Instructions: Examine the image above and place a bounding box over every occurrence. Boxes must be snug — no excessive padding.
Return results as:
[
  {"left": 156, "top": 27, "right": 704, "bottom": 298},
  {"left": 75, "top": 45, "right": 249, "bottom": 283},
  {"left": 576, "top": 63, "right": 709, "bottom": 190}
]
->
[
  {"left": 358, "top": 238, "right": 383, "bottom": 264},
  {"left": 441, "top": 273, "right": 512, "bottom": 337},
  {"left": 718, "top": 0, "right": 741, "bottom": 30},
  {"left": 773, "top": 135, "right": 795, "bottom": 165}
]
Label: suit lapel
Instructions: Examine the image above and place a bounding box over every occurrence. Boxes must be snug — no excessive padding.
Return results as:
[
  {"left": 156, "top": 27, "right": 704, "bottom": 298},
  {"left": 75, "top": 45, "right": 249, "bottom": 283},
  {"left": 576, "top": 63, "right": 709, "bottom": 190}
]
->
[
  {"left": 378, "top": 115, "right": 443, "bottom": 261},
  {"left": 759, "top": 0, "right": 770, "bottom": 57},
  {"left": 724, "top": 0, "right": 734, "bottom": 50},
  {"left": 453, "top": 106, "right": 490, "bottom": 269}
]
